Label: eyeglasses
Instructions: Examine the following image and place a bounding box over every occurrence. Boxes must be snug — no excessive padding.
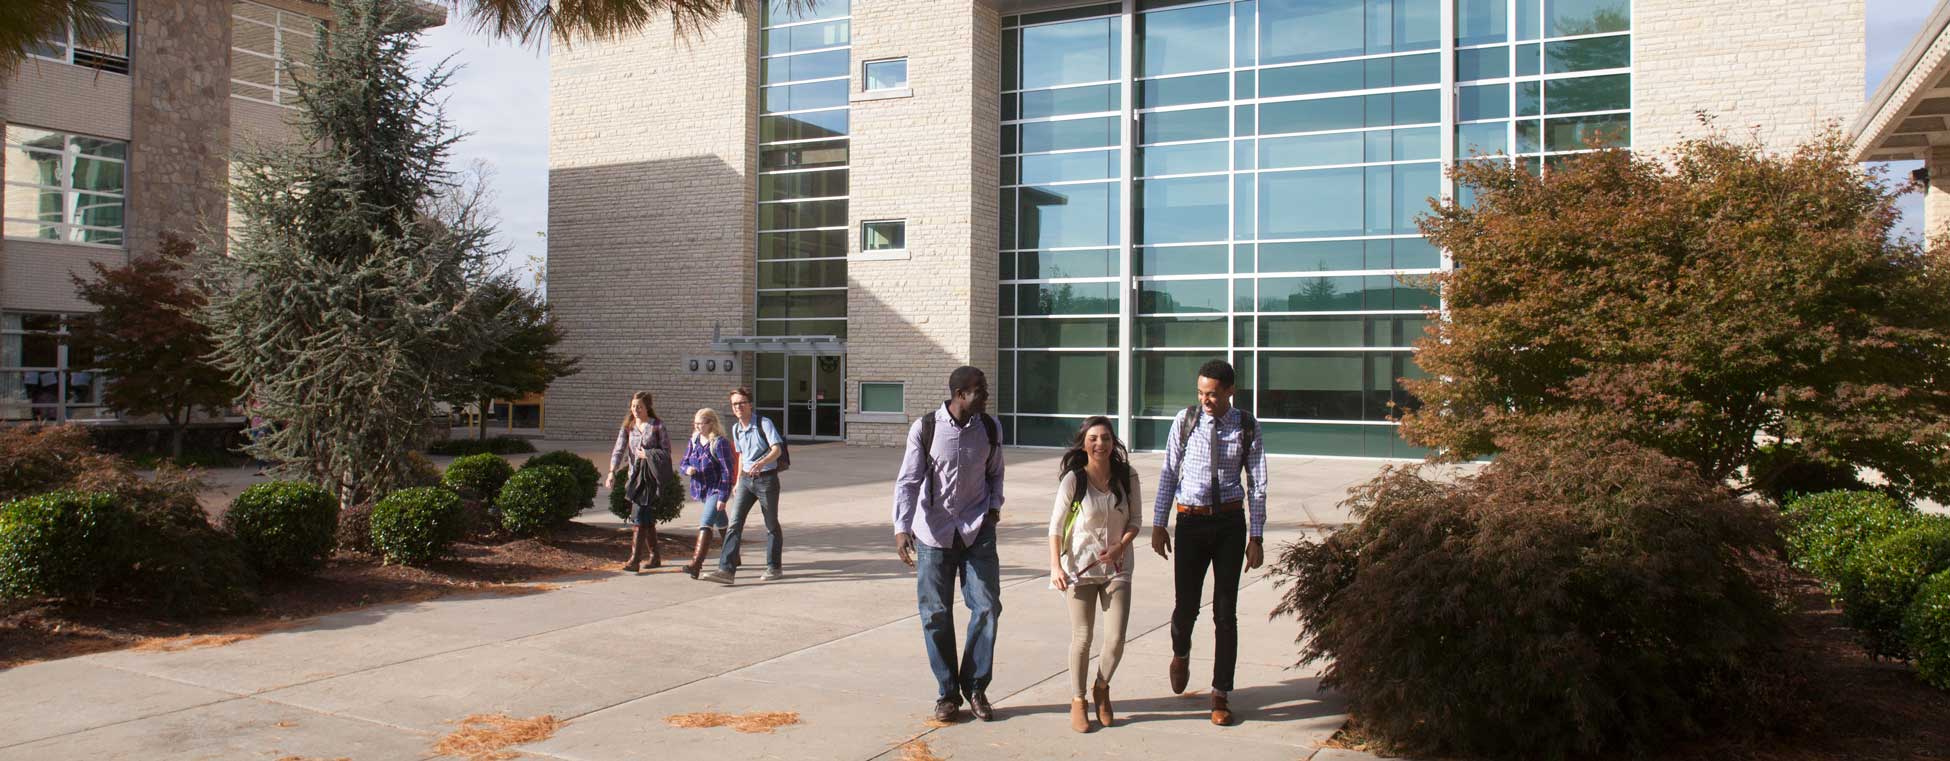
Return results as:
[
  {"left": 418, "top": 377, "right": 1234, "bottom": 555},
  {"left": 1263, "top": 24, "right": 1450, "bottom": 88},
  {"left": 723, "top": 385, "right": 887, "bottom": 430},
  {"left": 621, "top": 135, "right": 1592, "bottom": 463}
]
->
[{"left": 730, "top": 401, "right": 752, "bottom": 407}]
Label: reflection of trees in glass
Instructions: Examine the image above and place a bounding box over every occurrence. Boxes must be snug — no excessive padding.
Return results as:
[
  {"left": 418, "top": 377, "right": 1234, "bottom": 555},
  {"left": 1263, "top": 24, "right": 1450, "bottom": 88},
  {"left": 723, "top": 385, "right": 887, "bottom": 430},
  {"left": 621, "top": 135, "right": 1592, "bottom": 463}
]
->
[
  {"left": 1551, "top": 7, "right": 1627, "bottom": 37},
  {"left": 1289, "top": 276, "right": 1351, "bottom": 311}
]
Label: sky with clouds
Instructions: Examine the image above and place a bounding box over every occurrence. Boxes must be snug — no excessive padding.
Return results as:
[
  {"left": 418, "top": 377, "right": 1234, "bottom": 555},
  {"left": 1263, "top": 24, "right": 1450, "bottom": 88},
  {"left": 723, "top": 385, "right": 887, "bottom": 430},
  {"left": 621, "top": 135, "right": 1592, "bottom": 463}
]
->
[{"left": 410, "top": 0, "right": 1942, "bottom": 281}]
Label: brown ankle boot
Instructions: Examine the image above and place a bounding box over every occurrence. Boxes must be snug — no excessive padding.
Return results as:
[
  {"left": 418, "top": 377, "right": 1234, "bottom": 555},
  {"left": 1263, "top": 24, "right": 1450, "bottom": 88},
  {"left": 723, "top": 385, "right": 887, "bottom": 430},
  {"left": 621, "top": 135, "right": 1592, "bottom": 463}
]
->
[
  {"left": 644, "top": 523, "right": 662, "bottom": 568},
  {"left": 1210, "top": 691, "right": 1233, "bottom": 726},
  {"left": 1069, "top": 698, "right": 1090, "bottom": 733},
  {"left": 621, "top": 527, "right": 642, "bottom": 573},
  {"left": 1092, "top": 680, "right": 1113, "bottom": 727},
  {"left": 685, "top": 530, "right": 710, "bottom": 579}
]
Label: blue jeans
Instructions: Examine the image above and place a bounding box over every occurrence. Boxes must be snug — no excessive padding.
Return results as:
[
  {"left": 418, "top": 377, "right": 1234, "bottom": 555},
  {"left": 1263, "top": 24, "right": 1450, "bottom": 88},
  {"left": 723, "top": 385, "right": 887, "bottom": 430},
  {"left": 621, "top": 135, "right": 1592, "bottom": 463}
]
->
[
  {"left": 915, "top": 521, "right": 1002, "bottom": 702},
  {"left": 697, "top": 492, "right": 728, "bottom": 530},
  {"left": 718, "top": 473, "right": 781, "bottom": 575}
]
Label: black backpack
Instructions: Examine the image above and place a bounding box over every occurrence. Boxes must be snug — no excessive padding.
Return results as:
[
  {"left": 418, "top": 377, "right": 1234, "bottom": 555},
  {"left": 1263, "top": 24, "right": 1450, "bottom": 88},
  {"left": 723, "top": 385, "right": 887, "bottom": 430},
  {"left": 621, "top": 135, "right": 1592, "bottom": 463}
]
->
[
  {"left": 755, "top": 414, "right": 791, "bottom": 472},
  {"left": 918, "top": 410, "right": 1001, "bottom": 507},
  {"left": 1176, "top": 404, "right": 1259, "bottom": 490}
]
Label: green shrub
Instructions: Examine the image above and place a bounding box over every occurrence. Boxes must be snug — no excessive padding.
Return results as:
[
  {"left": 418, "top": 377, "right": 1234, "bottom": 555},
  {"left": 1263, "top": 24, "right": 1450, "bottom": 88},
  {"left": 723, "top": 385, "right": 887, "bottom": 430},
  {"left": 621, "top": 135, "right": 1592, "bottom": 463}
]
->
[
  {"left": 496, "top": 465, "right": 579, "bottom": 536},
  {"left": 607, "top": 469, "right": 686, "bottom": 525},
  {"left": 369, "top": 487, "right": 465, "bottom": 565},
  {"left": 1837, "top": 519, "right": 1950, "bottom": 659},
  {"left": 520, "top": 451, "right": 599, "bottom": 506},
  {"left": 1270, "top": 439, "right": 1786, "bottom": 759},
  {"left": 125, "top": 496, "right": 258, "bottom": 616},
  {"left": 1904, "top": 570, "right": 1950, "bottom": 690},
  {"left": 1782, "top": 490, "right": 1927, "bottom": 591},
  {"left": 0, "top": 491, "right": 137, "bottom": 600},
  {"left": 442, "top": 453, "right": 514, "bottom": 502},
  {"left": 1747, "top": 442, "right": 1868, "bottom": 506},
  {"left": 223, "top": 481, "right": 340, "bottom": 576},
  {"left": 425, "top": 436, "right": 537, "bottom": 456}
]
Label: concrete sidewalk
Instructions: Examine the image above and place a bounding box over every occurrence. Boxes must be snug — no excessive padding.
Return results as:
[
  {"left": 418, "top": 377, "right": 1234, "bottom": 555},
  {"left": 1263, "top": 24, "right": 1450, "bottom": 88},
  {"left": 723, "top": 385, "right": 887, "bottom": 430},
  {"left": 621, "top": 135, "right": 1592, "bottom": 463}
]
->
[{"left": 2, "top": 442, "right": 1395, "bottom": 760}]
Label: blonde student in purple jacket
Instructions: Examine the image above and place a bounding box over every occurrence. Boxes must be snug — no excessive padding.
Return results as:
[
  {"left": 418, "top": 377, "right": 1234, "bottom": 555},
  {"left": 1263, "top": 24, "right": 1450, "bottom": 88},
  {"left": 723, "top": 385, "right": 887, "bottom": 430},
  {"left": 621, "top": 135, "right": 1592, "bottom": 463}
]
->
[{"left": 679, "top": 407, "right": 737, "bottom": 579}]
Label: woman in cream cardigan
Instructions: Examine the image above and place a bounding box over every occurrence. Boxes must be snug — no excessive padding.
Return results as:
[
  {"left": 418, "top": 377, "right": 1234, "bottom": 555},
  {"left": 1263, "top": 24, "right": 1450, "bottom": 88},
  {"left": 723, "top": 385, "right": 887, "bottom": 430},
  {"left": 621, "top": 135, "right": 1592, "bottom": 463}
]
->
[{"left": 1048, "top": 415, "right": 1142, "bottom": 734}]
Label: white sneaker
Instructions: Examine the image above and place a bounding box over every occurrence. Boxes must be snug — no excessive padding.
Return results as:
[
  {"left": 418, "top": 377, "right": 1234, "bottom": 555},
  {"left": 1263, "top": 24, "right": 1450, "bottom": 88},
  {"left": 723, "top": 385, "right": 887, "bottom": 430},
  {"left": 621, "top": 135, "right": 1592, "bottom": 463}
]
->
[
  {"left": 760, "top": 568, "right": 783, "bottom": 581},
  {"left": 699, "top": 569, "right": 735, "bottom": 585}
]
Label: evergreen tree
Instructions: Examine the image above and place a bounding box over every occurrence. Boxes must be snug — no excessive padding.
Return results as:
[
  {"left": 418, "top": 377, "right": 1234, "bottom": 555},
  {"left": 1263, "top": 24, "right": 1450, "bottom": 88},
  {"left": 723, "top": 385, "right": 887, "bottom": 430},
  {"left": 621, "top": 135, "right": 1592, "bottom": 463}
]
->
[{"left": 196, "top": 0, "right": 500, "bottom": 507}]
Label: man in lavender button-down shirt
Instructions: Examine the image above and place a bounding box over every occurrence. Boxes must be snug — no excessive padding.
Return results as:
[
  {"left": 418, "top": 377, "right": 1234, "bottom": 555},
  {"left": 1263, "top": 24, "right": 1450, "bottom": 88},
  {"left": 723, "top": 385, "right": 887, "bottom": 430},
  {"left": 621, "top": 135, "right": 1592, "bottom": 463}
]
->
[{"left": 893, "top": 366, "right": 1005, "bottom": 724}]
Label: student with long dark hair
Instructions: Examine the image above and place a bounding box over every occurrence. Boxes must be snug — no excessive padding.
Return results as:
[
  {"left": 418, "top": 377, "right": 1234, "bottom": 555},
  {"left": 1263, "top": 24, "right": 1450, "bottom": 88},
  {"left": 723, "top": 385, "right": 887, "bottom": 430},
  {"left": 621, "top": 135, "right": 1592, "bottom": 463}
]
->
[
  {"left": 604, "top": 390, "right": 669, "bottom": 573},
  {"left": 1048, "top": 415, "right": 1141, "bottom": 733}
]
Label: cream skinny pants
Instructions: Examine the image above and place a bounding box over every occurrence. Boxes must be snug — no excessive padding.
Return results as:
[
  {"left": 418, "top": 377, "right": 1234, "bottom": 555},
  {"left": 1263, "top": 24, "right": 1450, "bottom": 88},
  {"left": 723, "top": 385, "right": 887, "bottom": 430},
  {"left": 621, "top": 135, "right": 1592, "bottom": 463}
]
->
[{"left": 1066, "top": 581, "right": 1132, "bottom": 699}]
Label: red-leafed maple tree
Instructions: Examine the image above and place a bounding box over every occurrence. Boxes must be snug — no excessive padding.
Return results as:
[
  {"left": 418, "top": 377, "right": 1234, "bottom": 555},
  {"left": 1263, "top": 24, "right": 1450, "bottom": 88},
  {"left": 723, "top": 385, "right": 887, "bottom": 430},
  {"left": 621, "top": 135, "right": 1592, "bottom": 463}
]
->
[
  {"left": 1407, "top": 130, "right": 1950, "bottom": 501},
  {"left": 68, "top": 234, "right": 240, "bottom": 461}
]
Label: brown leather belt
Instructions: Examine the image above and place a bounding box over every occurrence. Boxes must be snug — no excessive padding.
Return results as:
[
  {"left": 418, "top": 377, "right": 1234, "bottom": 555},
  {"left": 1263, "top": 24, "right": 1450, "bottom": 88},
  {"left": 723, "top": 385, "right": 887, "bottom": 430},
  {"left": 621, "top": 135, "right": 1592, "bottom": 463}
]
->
[{"left": 1175, "top": 500, "right": 1243, "bottom": 516}]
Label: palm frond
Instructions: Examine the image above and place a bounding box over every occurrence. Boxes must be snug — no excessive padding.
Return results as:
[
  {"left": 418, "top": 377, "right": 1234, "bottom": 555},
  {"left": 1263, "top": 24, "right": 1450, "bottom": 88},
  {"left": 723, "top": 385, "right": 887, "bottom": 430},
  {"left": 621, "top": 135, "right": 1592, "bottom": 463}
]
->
[
  {"left": 456, "top": 0, "right": 779, "bottom": 46},
  {"left": 0, "top": 0, "right": 115, "bottom": 72}
]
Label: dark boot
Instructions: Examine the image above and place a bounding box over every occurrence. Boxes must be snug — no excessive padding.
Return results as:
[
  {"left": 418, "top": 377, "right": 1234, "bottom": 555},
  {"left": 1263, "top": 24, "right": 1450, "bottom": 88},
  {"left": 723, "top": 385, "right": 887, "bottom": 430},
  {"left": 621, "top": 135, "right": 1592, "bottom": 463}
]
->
[
  {"left": 644, "top": 521, "right": 662, "bottom": 568},
  {"left": 684, "top": 530, "right": 711, "bottom": 579},
  {"left": 621, "top": 526, "right": 644, "bottom": 573}
]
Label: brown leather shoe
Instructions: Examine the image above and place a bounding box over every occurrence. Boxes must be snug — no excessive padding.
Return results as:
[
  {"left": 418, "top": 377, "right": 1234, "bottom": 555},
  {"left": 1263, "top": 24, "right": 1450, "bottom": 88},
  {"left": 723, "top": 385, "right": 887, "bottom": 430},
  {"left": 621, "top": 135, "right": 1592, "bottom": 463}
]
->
[
  {"left": 1069, "top": 698, "right": 1090, "bottom": 733},
  {"left": 1210, "top": 692, "right": 1233, "bottom": 726},
  {"left": 1092, "top": 681, "right": 1113, "bottom": 727},
  {"left": 1169, "top": 656, "right": 1189, "bottom": 694}
]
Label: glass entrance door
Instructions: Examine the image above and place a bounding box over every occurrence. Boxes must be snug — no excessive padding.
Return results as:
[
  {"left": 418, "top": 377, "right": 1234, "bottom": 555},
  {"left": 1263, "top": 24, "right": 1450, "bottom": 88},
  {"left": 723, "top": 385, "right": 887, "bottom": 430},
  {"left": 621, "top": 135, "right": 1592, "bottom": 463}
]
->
[{"left": 757, "top": 352, "right": 844, "bottom": 441}]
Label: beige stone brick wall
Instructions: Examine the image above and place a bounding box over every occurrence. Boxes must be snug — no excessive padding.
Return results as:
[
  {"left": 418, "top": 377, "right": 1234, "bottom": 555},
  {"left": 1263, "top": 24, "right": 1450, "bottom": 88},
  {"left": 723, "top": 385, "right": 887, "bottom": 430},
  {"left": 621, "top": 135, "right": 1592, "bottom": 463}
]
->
[
  {"left": 1635, "top": 0, "right": 1865, "bottom": 156},
  {"left": 1, "top": 63, "right": 133, "bottom": 140},
  {"left": 548, "top": 10, "right": 758, "bottom": 441},
  {"left": 845, "top": 0, "right": 1002, "bottom": 448},
  {"left": 1, "top": 240, "right": 126, "bottom": 312}
]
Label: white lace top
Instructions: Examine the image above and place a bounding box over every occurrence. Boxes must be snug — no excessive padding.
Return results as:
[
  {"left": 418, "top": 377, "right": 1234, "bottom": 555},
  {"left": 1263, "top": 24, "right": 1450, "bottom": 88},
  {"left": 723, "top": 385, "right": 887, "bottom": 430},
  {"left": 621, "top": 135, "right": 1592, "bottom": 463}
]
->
[{"left": 1048, "top": 470, "right": 1142, "bottom": 589}]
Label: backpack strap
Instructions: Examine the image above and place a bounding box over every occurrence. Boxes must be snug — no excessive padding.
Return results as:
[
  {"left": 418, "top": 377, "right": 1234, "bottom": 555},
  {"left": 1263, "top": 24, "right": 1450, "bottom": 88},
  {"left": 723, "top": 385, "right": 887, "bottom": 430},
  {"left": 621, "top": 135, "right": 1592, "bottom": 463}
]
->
[
  {"left": 918, "top": 411, "right": 938, "bottom": 510},
  {"left": 981, "top": 412, "right": 1000, "bottom": 467},
  {"left": 1175, "top": 404, "right": 1201, "bottom": 458},
  {"left": 1238, "top": 409, "right": 1259, "bottom": 491}
]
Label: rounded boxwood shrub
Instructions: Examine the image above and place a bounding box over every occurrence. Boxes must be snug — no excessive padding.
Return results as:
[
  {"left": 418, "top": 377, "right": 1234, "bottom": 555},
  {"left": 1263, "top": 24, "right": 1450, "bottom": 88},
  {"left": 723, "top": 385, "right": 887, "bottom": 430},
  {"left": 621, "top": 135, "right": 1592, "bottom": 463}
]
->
[
  {"left": 223, "top": 481, "right": 340, "bottom": 576},
  {"left": 607, "top": 468, "right": 686, "bottom": 525},
  {"left": 1904, "top": 570, "right": 1950, "bottom": 690},
  {"left": 520, "top": 451, "right": 599, "bottom": 507},
  {"left": 496, "top": 465, "right": 579, "bottom": 536},
  {"left": 1270, "top": 439, "right": 1785, "bottom": 759},
  {"left": 369, "top": 487, "right": 465, "bottom": 566},
  {"left": 0, "top": 490, "right": 137, "bottom": 600},
  {"left": 1837, "top": 519, "right": 1950, "bottom": 659},
  {"left": 442, "top": 453, "right": 514, "bottom": 503},
  {"left": 1783, "top": 490, "right": 1928, "bottom": 591}
]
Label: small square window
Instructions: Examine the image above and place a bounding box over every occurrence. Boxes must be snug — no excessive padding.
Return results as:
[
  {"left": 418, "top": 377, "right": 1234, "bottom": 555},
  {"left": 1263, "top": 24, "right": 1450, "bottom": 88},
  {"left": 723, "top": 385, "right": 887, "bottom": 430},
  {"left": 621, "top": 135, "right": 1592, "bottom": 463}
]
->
[
  {"left": 863, "top": 219, "right": 906, "bottom": 251},
  {"left": 860, "top": 382, "right": 904, "bottom": 413},
  {"left": 864, "top": 58, "right": 908, "bottom": 91}
]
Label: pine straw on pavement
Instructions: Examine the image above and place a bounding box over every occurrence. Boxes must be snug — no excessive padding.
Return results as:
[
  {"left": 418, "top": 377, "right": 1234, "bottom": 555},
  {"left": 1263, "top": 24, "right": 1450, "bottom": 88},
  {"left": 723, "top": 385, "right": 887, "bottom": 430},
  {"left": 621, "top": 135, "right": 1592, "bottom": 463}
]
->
[
  {"left": 664, "top": 711, "right": 802, "bottom": 734},
  {"left": 901, "top": 739, "right": 945, "bottom": 761},
  {"left": 430, "top": 713, "right": 563, "bottom": 761}
]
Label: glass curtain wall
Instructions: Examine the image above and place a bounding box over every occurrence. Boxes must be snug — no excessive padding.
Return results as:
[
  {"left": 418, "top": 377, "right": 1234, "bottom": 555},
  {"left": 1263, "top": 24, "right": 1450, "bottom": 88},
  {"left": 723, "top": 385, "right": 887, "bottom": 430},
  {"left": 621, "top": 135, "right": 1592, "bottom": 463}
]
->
[
  {"left": 758, "top": 0, "right": 851, "bottom": 340},
  {"left": 999, "top": 0, "right": 1630, "bottom": 456},
  {"left": 756, "top": 0, "right": 851, "bottom": 437}
]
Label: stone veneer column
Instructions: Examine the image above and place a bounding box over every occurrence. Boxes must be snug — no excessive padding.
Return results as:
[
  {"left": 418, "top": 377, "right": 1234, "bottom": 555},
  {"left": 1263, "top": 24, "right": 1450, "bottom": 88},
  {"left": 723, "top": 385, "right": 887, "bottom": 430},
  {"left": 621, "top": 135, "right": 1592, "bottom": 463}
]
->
[
  {"left": 845, "top": 0, "right": 1002, "bottom": 446},
  {"left": 128, "top": 0, "right": 233, "bottom": 259},
  {"left": 1633, "top": 0, "right": 1864, "bottom": 156}
]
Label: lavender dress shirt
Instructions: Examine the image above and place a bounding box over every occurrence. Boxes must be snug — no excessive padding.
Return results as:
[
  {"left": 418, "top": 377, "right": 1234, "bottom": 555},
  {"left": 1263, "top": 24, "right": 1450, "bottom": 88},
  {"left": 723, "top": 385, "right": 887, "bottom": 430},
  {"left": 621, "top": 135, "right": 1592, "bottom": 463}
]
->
[{"left": 892, "top": 404, "right": 1006, "bottom": 549}]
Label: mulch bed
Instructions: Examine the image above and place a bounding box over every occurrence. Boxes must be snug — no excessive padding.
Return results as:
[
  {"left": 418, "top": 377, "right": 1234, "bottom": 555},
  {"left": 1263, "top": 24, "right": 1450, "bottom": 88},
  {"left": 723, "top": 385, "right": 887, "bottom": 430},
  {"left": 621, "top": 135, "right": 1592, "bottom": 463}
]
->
[
  {"left": 0, "top": 523, "right": 696, "bottom": 669},
  {"left": 1328, "top": 572, "right": 1950, "bottom": 761}
]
